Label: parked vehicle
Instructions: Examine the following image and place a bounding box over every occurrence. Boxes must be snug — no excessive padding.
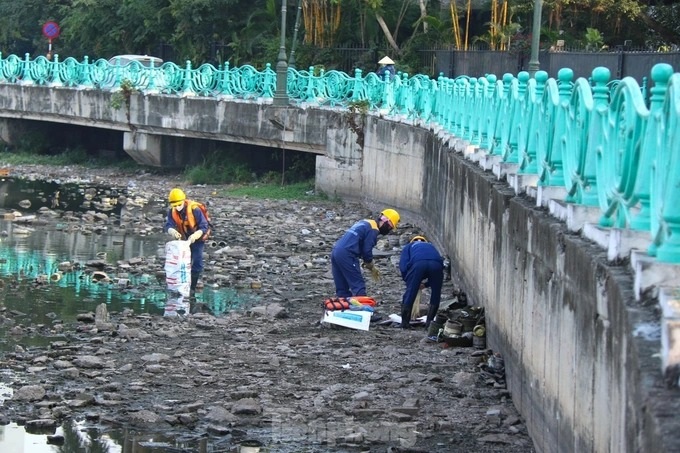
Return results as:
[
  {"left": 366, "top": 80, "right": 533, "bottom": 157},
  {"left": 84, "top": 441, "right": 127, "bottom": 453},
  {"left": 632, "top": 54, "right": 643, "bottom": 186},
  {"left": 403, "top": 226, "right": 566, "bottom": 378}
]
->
[
  {"left": 91, "top": 55, "right": 165, "bottom": 90},
  {"left": 108, "top": 55, "right": 163, "bottom": 68}
]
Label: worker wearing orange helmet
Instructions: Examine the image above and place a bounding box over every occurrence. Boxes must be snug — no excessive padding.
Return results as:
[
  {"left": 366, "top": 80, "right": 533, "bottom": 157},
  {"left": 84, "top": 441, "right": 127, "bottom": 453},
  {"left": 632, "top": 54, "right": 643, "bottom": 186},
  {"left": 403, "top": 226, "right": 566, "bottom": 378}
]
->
[
  {"left": 164, "top": 188, "right": 210, "bottom": 298},
  {"left": 399, "top": 235, "right": 444, "bottom": 329},
  {"left": 331, "top": 209, "right": 400, "bottom": 298}
]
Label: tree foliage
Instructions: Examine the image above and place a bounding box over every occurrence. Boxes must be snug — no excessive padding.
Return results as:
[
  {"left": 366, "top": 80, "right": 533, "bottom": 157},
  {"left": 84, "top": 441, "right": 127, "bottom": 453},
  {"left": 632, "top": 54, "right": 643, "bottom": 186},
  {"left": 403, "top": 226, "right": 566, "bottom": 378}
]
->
[{"left": 0, "top": 0, "right": 676, "bottom": 74}]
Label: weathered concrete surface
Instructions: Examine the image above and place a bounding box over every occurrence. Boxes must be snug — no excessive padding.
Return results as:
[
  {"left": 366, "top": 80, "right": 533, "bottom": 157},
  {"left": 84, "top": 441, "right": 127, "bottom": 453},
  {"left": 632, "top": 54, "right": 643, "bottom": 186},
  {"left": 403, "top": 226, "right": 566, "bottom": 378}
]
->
[
  {"left": 317, "top": 115, "right": 430, "bottom": 215},
  {"left": 0, "top": 84, "right": 337, "bottom": 166},
  {"left": 317, "top": 115, "right": 680, "bottom": 453}
]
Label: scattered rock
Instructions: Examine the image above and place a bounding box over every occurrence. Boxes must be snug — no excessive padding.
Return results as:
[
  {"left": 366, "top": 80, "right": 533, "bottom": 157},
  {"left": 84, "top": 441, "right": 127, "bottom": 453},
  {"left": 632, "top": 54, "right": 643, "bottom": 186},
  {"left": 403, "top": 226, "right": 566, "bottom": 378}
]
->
[
  {"left": 0, "top": 164, "right": 534, "bottom": 453},
  {"left": 11, "top": 385, "right": 46, "bottom": 402}
]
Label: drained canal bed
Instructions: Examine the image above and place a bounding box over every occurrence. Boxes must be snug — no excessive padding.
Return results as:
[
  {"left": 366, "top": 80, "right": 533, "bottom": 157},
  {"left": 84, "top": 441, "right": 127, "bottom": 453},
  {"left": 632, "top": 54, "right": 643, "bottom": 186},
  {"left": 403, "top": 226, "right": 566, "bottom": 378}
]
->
[
  {"left": 0, "top": 173, "right": 262, "bottom": 452},
  {"left": 0, "top": 165, "right": 535, "bottom": 453},
  {"left": 0, "top": 175, "right": 254, "bottom": 348}
]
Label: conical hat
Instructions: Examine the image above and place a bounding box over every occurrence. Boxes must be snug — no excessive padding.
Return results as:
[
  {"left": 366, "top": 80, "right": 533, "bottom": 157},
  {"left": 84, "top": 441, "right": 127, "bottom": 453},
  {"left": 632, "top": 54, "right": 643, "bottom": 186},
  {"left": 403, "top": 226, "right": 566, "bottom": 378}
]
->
[{"left": 378, "top": 56, "right": 394, "bottom": 65}]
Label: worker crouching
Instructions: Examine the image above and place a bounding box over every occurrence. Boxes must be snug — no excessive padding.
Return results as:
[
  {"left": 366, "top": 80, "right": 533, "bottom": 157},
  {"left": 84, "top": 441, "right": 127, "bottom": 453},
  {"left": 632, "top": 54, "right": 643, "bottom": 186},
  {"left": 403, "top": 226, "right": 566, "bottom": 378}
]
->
[
  {"left": 399, "top": 235, "right": 444, "bottom": 329},
  {"left": 331, "top": 209, "right": 400, "bottom": 298}
]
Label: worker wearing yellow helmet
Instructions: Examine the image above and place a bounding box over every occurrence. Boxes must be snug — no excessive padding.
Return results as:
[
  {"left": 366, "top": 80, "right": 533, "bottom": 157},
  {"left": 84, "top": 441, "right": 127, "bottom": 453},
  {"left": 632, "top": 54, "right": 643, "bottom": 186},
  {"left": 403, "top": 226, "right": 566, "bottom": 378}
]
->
[
  {"left": 164, "top": 188, "right": 211, "bottom": 299},
  {"left": 399, "top": 234, "right": 445, "bottom": 330},
  {"left": 331, "top": 208, "right": 400, "bottom": 298}
]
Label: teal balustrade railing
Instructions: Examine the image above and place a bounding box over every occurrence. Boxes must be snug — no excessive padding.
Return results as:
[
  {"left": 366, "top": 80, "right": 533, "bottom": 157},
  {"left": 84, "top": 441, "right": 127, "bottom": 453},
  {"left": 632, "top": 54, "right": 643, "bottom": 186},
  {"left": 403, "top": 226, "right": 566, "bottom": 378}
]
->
[{"left": 0, "top": 53, "right": 678, "bottom": 263}]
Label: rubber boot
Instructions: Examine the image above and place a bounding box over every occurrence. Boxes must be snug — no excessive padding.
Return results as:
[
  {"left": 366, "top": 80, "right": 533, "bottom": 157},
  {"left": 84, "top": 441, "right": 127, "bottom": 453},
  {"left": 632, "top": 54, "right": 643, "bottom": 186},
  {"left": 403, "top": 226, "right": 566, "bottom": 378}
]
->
[
  {"left": 425, "top": 304, "right": 439, "bottom": 328},
  {"left": 400, "top": 306, "right": 412, "bottom": 329},
  {"left": 190, "top": 272, "right": 200, "bottom": 298}
]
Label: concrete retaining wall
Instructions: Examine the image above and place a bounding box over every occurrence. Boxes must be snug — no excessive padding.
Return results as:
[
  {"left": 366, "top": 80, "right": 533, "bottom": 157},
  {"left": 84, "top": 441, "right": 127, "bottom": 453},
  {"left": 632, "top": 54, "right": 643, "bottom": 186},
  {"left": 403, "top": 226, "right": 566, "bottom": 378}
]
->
[{"left": 317, "top": 115, "right": 679, "bottom": 453}]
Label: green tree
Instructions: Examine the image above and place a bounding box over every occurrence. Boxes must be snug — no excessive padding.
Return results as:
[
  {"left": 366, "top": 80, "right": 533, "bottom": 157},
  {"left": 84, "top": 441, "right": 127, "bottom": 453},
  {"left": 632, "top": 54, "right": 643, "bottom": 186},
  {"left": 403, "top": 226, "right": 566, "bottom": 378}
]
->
[
  {"left": 56, "top": 0, "right": 169, "bottom": 59},
  {"left": 1, "top": 0, "right": 679, "bottom": 69},
  {"left": 362, "top": 0, "right": 423, "bottom": 55},
  {"left": 584, "top": 27, "right": 604, "bottom": 50},
  {"left": 0, "top": 0, "right": 62, "bottom": 57}
]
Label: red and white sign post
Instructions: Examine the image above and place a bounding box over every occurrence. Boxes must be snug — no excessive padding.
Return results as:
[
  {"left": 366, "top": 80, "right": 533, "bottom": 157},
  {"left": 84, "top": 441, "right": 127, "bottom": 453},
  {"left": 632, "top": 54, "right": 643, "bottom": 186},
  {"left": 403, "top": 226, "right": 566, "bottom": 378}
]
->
[{"left": 42, "top": 21, "right": 60, "bottom": 60}]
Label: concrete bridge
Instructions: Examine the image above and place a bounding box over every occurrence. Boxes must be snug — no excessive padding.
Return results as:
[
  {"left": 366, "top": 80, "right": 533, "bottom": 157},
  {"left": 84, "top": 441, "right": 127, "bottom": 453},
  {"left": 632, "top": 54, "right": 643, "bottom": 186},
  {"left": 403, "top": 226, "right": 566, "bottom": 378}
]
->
[
  {"left": 0, "top": 84, "right": 328, "bottom": 167},
  {"left": 0, "top": 56, "right": 679, "bottom": 452}
]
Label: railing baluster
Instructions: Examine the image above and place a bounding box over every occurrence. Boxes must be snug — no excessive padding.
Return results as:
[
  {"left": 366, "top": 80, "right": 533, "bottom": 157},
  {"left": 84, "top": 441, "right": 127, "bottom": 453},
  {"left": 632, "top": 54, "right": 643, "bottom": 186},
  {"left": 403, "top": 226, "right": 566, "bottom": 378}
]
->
[
  {"left": 22, "top": 53, "right": 34, "bottom": 85},
  {"left": 652, "top": 69, "right": 680, "bottom": 261}
]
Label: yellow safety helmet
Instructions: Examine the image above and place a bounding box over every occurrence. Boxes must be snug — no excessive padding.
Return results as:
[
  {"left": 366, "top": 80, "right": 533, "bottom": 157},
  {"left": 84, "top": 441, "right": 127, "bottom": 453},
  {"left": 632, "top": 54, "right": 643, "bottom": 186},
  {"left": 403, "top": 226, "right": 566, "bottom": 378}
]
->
[
  {"left": 168, "top": 188, "right": 186, "bottom": 206},
  {"left": 380, "top": 208, "right": 400, "bottom": 228},
  {"left": 410, "top": 235, "right": 427, "bottom": 243}
]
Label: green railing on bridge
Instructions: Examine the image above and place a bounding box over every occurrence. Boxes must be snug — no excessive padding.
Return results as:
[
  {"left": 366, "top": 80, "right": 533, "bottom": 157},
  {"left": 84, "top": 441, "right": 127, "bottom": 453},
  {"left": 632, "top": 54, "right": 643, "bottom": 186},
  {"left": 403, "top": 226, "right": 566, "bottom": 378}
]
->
[{"left": 0, "top": 53, "right": 679, "bottom": 263}]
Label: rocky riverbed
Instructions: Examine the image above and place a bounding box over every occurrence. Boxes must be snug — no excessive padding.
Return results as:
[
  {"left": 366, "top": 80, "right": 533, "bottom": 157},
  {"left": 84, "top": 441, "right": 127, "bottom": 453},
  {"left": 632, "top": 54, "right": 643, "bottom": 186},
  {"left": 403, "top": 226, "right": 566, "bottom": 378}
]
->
[{"left": 0, "top": 164, "right": 535, "bottom": 452}]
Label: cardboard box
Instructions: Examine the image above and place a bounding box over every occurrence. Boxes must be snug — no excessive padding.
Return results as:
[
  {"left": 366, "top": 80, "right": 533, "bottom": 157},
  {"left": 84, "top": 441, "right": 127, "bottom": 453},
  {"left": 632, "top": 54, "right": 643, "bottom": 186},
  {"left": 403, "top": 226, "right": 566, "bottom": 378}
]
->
[{"left": 323, "top": 310, "right": 372, "bottom": 331}]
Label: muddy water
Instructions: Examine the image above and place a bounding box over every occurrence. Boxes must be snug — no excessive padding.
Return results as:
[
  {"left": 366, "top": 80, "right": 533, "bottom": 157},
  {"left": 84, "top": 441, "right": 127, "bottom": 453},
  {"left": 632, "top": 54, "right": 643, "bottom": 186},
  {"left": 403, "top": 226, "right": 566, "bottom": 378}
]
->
[
  {"left": 0, "top": 418, "right": 219, "bottom": 453},
  {"left": 0, "top": 176, "right": 254, "bottom": 453}
]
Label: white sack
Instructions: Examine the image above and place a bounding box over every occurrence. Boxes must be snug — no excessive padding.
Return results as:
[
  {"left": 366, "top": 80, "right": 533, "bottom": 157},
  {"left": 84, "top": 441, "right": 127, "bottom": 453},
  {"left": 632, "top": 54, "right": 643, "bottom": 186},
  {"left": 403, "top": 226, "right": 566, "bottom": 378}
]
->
[{"left": 164, "top": 240, "right": 191, "bottom": 297}]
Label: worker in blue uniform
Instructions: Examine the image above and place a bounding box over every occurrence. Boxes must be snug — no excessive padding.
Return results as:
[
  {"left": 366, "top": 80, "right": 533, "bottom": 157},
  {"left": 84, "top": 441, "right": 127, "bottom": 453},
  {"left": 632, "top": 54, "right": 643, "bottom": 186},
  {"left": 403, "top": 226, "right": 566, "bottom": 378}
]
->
[
  {"left": 399, "top": 235, "right": 444, "bottom": 329},
  {"left": 331, "top": 209, "right": 400, "bottom": 298}
]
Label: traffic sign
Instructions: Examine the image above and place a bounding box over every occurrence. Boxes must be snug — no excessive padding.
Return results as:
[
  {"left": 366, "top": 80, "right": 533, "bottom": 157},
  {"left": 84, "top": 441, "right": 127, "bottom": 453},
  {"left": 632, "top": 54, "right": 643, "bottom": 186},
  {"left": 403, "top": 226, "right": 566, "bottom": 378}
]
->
[{"left": 42, "top": 21, "right": 60, "bottom": 39}]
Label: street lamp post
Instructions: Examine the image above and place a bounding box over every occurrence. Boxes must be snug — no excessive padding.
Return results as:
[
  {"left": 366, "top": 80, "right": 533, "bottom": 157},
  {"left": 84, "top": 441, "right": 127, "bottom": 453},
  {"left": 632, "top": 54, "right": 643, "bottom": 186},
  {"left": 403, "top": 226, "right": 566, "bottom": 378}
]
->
[
  {"left": 273, "top": 0, "right": 289, "bottom": 106},
  {"left": 288, "top": 0, "right": 303, "bottom": 69},
  {"left": 527, "top": 0, "right": 543, "bottom": 78}
]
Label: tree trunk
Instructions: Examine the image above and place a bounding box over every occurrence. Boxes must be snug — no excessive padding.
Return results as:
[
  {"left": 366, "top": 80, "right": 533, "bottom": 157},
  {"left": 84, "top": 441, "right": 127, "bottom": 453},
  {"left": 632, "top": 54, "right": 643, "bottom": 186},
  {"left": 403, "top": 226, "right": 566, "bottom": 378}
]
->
[
  {"left": 375, "top": 13, "right": 401, "bottom": 54},
  {"left": 419, "top": 0, "right": 428, "bottom": 33}
]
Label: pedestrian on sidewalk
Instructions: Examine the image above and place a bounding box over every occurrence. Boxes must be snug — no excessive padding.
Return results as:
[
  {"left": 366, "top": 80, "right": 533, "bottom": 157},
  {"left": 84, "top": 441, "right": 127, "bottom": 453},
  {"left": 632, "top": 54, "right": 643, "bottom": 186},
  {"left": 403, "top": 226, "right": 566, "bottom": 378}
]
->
[
  {"left": 164, "top": 188, "right": 210, "bottom": 298},
  {"left": 376, "top": 56, "right": 396, "bottom": 80},
  {"left": 399, "top": 235, "right": 444, "bottom": 329},
  {"left": 331, "top": 209, "right": 400, "bottom": 298}
]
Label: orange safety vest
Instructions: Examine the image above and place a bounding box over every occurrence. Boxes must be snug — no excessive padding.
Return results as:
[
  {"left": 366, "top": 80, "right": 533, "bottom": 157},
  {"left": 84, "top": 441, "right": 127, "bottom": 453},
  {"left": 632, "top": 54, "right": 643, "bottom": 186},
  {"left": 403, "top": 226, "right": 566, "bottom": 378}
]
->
[{"left": 170, "top": 200, "right": 210, "bottom": 241}]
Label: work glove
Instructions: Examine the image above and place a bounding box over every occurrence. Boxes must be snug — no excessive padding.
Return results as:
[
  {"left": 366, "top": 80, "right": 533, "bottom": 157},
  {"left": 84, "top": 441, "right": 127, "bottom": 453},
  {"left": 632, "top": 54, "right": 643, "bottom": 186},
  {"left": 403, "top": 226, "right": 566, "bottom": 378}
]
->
[
  {"left": 168, "top": 228, "right": 181, "bottom": 240},
  {"left": 188, "top": 230, "right": 203, "bottom": 244},
  {"left": 362, "top": 261, "right": 381, "bottom": 282}
]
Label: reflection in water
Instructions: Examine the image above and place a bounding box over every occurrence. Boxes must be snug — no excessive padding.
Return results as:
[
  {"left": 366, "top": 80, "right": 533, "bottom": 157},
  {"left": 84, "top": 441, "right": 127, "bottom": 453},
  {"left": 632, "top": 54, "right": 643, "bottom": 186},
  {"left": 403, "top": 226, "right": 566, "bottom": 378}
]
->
[
  {"left": 0, "top": 176, "right": 262, "bottom": 452},
  {"left": 0, "top": 223, "right": 254, "bottom": 344},
  {"left": 0, "top": 219, "right": 167, "bottom": 332},
  {"left": 0, "top": 419, "right": 206, "bottom": 453},
  {"left": 164, "top": 291, "right": 191, "bottom": 317},
  {"left": 0, "top": 176, "right": 128, "bottom": 215},
  {"left": 0, "top": 173, "right": 257, "bottom": 322}
]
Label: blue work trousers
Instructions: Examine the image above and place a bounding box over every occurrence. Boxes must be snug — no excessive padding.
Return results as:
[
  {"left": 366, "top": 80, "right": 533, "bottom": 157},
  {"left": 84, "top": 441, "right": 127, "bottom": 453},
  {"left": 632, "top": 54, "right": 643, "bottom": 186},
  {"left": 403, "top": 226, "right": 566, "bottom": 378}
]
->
[
  {"left": 331, "top": 249, "right": 366, "bottom": 298},
  {"left": 190, "top": 240, "right": 205, "bottom": 274},
  {"left": 402, "top": 259, "right": 444, "bottom": 326}
]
